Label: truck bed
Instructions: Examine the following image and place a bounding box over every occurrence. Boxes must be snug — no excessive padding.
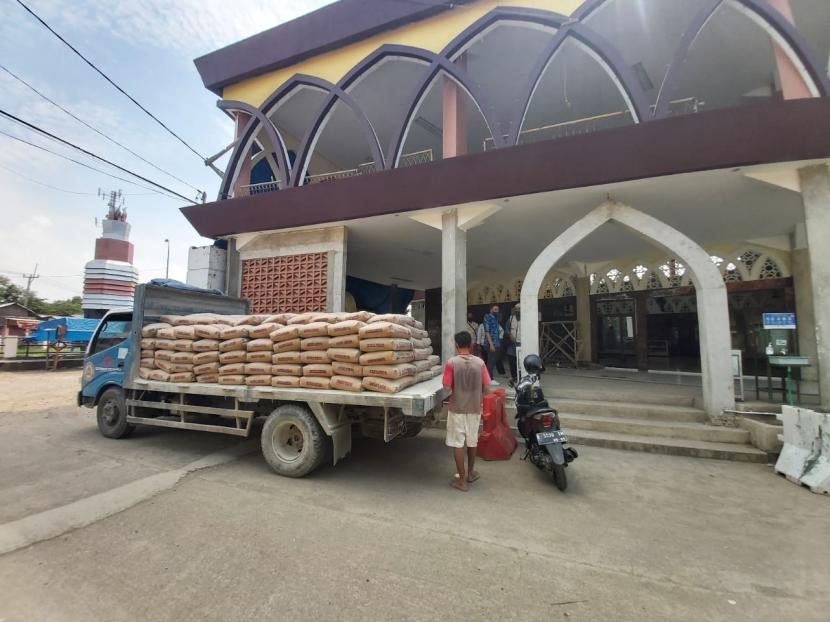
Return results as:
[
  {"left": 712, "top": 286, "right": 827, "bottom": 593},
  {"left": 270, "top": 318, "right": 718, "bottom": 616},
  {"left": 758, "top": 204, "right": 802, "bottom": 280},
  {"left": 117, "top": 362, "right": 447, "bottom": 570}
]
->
[{"left": 129, "top": 375, "right": 447, "bottom": 417}]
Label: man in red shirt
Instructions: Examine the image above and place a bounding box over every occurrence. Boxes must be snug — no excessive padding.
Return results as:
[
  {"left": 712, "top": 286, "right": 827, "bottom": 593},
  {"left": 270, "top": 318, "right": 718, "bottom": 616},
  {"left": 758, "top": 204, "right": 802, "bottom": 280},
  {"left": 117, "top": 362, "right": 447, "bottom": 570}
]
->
[{"left": 442, "top": 330, "right": 492, "bottom": 492}]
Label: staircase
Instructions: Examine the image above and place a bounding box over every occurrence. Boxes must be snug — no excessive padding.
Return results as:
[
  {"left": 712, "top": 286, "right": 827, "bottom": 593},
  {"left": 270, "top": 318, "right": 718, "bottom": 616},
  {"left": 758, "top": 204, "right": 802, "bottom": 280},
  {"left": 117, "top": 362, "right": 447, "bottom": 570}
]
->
[{"left": 507, "top": 388, "right": 768, "bottom": 463}]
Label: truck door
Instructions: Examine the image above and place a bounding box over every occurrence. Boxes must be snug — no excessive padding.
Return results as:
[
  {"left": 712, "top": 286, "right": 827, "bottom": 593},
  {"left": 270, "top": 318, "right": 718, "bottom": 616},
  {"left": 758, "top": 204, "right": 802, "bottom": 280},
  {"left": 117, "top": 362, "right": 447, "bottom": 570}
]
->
[{"left": 81, "top": 312, "right": 133, "bottom": 402}]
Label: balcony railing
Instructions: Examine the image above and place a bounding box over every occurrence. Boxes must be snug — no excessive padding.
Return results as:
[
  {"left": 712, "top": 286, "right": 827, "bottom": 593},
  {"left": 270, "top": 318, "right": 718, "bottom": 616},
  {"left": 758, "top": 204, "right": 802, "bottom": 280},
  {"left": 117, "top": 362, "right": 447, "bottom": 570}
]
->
[
  {"left": 306, "top": 149, "right": 434, "bottom": 185},
  {"left": 238, "top": 180, "right": 282, "bottom": 197}
]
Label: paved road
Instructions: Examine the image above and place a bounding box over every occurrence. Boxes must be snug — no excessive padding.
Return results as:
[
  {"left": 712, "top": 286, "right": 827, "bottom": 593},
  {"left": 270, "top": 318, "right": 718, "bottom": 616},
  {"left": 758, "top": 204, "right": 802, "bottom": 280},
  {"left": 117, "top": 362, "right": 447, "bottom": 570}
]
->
[{"left": 1, "top": 371, "right": 828, "bottom": 621}]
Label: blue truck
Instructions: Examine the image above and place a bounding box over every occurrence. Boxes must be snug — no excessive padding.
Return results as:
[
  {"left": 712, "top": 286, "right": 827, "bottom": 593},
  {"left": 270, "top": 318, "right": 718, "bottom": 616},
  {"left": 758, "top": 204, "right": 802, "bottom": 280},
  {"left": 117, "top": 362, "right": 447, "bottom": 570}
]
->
[{"left": 78, "top": 283, "right": 446, "bottom": 477}]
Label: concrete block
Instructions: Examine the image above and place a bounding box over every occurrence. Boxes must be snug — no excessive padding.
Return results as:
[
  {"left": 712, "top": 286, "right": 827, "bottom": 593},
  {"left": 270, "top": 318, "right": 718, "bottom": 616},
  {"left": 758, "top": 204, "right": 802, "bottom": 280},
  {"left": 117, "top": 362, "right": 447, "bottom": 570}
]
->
[
  {"left": 188, "top": 246, "right": 226, "bottom": 271},
  {"left": 737, "top": 416, "right": 783, "bottom": 454},
  {"left": 775, "top": 406, "right": 830, "bottom": 494}
]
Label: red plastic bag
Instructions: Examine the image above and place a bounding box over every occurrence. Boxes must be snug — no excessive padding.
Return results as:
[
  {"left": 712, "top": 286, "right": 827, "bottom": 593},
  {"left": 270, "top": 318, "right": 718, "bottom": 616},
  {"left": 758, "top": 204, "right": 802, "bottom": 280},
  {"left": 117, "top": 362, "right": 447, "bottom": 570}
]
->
[{"left": 477, "top": 388, "right": 517, "bottom": 460}]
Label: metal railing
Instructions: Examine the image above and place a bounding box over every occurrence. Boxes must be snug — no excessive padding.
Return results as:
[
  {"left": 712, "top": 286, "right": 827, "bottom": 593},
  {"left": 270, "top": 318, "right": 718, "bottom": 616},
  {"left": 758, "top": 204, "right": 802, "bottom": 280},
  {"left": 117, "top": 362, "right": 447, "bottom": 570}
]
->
[
  {"left": 237, "top": 180, "right": 282, "bottom": 197},
  {"left": 306, "top": 149, "right": 434, "bottom": 185}
]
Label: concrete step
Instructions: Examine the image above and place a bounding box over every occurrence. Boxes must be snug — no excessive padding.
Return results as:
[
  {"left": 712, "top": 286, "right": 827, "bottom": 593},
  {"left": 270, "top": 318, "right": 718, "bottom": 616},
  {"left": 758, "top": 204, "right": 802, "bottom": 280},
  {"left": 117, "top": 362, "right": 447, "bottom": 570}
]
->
[
  {"left": 509, "top": 398, "right": 708, "bottom": 423},
  {"left": 561, "top": 429, "right": 768, "bottom": 463},
  {"left": 558, "top": 414, "right": 751, "bottom": 444},
  {"left": 545, "top": 387, "right": 697, "bottom": 408}
]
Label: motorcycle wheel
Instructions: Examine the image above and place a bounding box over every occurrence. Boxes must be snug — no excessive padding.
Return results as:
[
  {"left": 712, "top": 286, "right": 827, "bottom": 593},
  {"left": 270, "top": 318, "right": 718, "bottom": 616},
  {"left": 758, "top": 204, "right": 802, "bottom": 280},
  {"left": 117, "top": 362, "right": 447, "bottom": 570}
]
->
[{"left": 552, "top": 464, "right": 567, "bottom": 492}]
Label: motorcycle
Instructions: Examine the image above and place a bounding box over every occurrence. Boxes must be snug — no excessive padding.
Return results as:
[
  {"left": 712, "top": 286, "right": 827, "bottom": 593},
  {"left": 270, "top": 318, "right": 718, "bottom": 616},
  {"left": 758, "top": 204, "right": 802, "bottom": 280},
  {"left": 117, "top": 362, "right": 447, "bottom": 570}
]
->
[{"left": 514, "top": 354, "right": 578, "bottom": 491}]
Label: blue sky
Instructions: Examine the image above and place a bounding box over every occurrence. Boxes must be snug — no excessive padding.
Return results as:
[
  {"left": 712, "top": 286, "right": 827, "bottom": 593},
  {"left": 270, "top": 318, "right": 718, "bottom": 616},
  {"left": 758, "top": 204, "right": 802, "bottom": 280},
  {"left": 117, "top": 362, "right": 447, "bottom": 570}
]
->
[{"left": 0, "top": 0, "right": 333, "bottom": 301}]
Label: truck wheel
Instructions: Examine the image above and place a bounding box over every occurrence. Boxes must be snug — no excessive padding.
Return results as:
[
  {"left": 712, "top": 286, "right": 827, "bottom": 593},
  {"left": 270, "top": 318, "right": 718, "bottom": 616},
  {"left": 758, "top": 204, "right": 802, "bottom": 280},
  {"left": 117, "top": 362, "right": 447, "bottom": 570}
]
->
[
  {"left": 97, "top": 387, "right": 134, "bottom": 439},
  {"left": 261, "top": 404, "right": 327, "bottom": 477},
  {"left": 400, "top": 421, "right": 423, "bottom": 438}
]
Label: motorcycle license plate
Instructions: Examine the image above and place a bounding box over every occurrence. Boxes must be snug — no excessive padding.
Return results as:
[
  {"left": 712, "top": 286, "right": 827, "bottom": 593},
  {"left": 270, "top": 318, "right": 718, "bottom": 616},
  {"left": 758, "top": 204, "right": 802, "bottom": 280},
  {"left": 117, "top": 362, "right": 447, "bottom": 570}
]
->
[{"left": 536, "top": 430, "right": 567, "bottom": 445}]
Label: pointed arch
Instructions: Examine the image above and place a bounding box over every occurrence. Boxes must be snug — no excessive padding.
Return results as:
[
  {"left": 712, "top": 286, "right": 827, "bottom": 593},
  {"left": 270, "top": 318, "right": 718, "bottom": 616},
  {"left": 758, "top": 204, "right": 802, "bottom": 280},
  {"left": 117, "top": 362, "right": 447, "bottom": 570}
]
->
[
  {"left": 653, "top": 0, "right": 830, "bottom": 118},
  {"left": 519, "top": 201, "right": 734, "bottom": 417}
]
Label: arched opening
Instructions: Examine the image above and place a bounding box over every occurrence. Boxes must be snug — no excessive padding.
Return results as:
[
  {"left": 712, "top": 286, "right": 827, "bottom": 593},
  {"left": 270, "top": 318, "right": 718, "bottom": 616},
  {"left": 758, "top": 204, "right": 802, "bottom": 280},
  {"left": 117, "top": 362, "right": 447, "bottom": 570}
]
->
[
  {"left": 519, "top": 202, "right": 734, "bottom": 418},
  {"left": 789, "top": 0, "right": 830, "bottom": 78},
  {"left": 519, "top": 38, "right": 636, "bottom": 145}
]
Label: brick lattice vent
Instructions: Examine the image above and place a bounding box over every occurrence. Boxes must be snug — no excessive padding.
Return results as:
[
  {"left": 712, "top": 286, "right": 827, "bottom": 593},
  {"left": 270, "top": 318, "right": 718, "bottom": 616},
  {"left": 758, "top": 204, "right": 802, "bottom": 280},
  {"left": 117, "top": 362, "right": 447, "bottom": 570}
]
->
[{"left": 241, "top": 253, "right": 328, "bottom": 313}]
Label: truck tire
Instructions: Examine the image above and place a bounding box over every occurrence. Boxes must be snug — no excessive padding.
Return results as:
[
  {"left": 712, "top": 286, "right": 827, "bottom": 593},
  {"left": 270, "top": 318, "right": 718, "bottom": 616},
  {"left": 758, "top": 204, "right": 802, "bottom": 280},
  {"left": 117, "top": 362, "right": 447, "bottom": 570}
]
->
[
  {"left": 261, "top": 404, "right": 327, "bottom": 477},
  {"left": 96, "top": 387, "right": 135, "bottom": 439}
]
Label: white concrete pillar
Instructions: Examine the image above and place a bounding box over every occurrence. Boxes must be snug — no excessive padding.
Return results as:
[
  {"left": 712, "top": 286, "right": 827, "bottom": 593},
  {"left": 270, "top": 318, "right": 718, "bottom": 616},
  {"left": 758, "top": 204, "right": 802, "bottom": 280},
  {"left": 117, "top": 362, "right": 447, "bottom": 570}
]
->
[
  {"left": 799, "top": 164, "right": 830, "bottom": 408},
  {"left": 441, "top": 209, "right": 467, "bottom": 363},
  {"left": 791, "top": 227, "right": 818, "bottom": 383},
  {"left": 574, "top": 276, "right": 592, "bottom": 364}
]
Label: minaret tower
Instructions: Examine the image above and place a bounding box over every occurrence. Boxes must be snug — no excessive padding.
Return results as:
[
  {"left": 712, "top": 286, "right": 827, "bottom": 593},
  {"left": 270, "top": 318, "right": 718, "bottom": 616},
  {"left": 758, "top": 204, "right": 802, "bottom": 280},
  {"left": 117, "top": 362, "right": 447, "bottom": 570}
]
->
[{"left": 82, "top": 190, "right": 139, "bottom": 318}]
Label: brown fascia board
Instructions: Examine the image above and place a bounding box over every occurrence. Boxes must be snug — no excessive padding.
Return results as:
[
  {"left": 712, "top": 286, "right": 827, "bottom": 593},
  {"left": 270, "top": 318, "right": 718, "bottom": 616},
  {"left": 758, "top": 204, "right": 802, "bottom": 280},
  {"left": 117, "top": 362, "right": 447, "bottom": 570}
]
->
[
  {"left": 193, "top": 0, "right": 475, "bottom": 96},
  {"left": 181, "top": 98, "right": 830, "bottom": 238}
]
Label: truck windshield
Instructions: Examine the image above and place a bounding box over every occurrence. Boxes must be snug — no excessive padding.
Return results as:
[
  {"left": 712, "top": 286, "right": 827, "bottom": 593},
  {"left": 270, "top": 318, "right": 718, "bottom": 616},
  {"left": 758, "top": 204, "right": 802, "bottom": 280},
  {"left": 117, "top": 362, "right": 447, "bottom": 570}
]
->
[{"left": 91, "top": 319, "right": 132, "bottom": 355}]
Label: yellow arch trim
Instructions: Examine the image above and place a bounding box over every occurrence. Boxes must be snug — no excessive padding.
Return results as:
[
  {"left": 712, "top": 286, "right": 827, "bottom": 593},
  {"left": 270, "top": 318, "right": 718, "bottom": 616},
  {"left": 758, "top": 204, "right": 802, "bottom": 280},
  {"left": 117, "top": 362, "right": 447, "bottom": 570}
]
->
[{"left": 222, "top": 0, "right": 583, "bottom": 106}]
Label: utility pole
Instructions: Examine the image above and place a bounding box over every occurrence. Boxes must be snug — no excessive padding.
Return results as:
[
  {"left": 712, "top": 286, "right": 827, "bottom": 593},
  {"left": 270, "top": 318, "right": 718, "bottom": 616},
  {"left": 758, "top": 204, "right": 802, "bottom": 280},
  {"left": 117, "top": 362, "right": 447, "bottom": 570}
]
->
[
  {"left": 164, "top": 239, "right": 170, "bottom": 279},
  {"left": 22, "top": 263, "right": 39, "bottom": 307}
]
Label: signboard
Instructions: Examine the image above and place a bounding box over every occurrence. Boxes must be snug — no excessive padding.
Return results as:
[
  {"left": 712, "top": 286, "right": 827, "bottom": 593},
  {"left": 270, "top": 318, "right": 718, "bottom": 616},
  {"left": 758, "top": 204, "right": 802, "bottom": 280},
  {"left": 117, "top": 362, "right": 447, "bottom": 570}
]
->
[
  {"left": 763, "top": 312, "right": 796, "bottom": 330},
  {"left": 731, "top": 349, "right": 744, "bottom": 402}
]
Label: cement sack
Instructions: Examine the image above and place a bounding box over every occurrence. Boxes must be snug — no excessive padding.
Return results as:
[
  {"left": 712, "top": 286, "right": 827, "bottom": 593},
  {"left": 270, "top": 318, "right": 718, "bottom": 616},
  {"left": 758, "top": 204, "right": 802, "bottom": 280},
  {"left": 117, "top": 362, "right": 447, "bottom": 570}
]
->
[
  {"left": 244, "top": 362, "right": 272, "bottom": 375},
  {"left": 413, "top": 347, "right": 432, "bottom": 361},
  {"left": 414, "top": 370, "right": 433, "bottom": 384},
  {"left": 413, "top": 359, "right": 433, "bottom": 373},
  {"left": 173, "top": 339, "right": 195, "bottom": 352},
  {"left": 235, "top": 315, "right": 272, "bottom": 326},
  {"left": 212, "top": 315, "right": 241, "bottom": 326},
  {"left": 362, "top": 376, "right": 415, "bottom": 394},
  {"left": 271, "top": 363, "right": 303, "bottom": 377},
  {"left": 138, "top": 367, "right": 153, "bottom": 379},
  {"left": 343, "top": 311, "right": 373, "bottom": 322},
  {"left": 263, "top": 314, "right": 292, "bottom": 324},
  {"left": 359, "top": 350, "right": 416, "bottom": 366},
  {"left": 287, "top": 313, "right": 316, "bottom": 325},
  {"left": 300, "top": 350, "right": 330, "bottom": 364},
  {"left": 300, "top": 376, "right": 331, "bottom": 390},
  {"left": 192, "top": 351, "right": 220, "bottom": 365},
  {"left": 246, "top": 350, "right": 273, "bottom": 363},
  {"left": 169, "top": 372, "right": 195, "bottom": 383},
  {"left": 249, "top": 323, "right": 281, "bottom": 339},
  {"left": 193, "top": 361, "right": 220, "bottom": 375},
  {"left": 140, "top": 349, "right": 155, "bottom": 360},
  {"left": 410, "top": 328, "right": 429, "bottom": 339},
  {"left": 219, "top": 350, "right": 247, "bottom": 364},
  {"left": 298, "top": 322, "right": 330, "bottom": 338},
  {"left": 359, "top": 322, "right": 411, "bottom": 340},
  {"left": 430, "top": 365, "right": 443, "bottom": 375},
  {"left": 140, "top": 338, "right": 156, "bottom": 350},
  {"left": 154, "top": 350, "right": 175, "bottom": 362},
  {"left": 329, "top": 334, "right": 359, "bottom": 348},
  {"left": 272, "top": 351, "right": 302, "bottom": 364},
  {"left": 219, "top": 375, "right": 246, "bottom": 385},
  {"left": 327, "top": 320, "right": 366, "bottom": 337},
  {"left": 303, "top": 363, "right": 333, "bottom": 378},
  {"left": 362, "top": 362, "right": 416, "bottom": 380},
  {"left": 192, "top": 339, "right": 219, "bottom": 352},
  {"left": 140, "top": 357, "right": 156, "bottom": 369},
  {"left": 301, "top": 336, "right": 331, "bottom": 351},
  {"left": 247, "top": 338, "right": 273, "bottom": 352},
  {"left": 271, "top": 376, "right": 301, "bottom": 388},
  {"left": 271, "top": 325, "right": 301, "bottom": 342},
  {"left": 153, "top": 359, "right": 173, "bottom": 372},
  {"left": 327, "top": 348, "right": 361, "bottom": 363},
  {"left": 410, "top": 338, "right": 431, "bottom": 349},
  {"left": 141, "top": 323, "right": 170, "bottom": 338},
  {"left": 309, "top": 313, "right": 339, "bottom": 324},
  {"left": 332, "top": 361, "right": 364, "bottom": 377},
  {"left": 427, "top": 355, "right": 441, "bottom": 367},
  {"left": 177, "top": 313, "right": 222, "bottom": 326},
  {"left": 412, "top": 319, "right": 423, "bottom": 330},
  {"left": 272, "top": 338, "right": 301, "bottom": 353},
  {"left": 173, "top": 325, "right": 196, "bottom": 339},
  {"left": 359, "top": 338, "right": 413, "bottom": 353},
  {"left": 156, "top": 327, "right": 176, "bottom": 340},
  {"left": 368, "top": 313, "right": 414, "bottom": 327},
  {"left": 158, "top": 360, "right": 193, "bottom": 374},
  {"left": 159, "top": 315, "right": 182, "bottom": 325},
  {"left": 149, "top": 369, "right": 170, "bottom": 382},
  {"left": 154, "top": 338, "right": 175, "bottom": 350},
  {"left": 196, "top": 373, "right": 219, "bottom": 384},
  {"left": 220, "top": 338, "right": 249, "bottom": 352},
  {"left": 330, "top": 375, "right": 363, "bottom": 392},
  {"left": 194, "top": 324, "right": 221, "bottom": 339},
  {"left": 170, "top": 351, "right": 195, "bottom": 364},
  {"left": 219, "top": 363, "right": 246, "bottom": 375},
  {"left": 220, "top": 325, "right": 250, "bottom": 340},
  {"left": 245, "top": 375, "right": 272, "bottom": 387}
]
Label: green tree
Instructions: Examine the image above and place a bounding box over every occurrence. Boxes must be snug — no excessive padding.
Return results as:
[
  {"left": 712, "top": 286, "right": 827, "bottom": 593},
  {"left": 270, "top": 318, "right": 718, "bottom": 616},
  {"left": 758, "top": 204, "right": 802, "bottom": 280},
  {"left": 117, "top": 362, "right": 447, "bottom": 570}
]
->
[{"left": 0, "top": 276, "right": 80, "bottom": 315}]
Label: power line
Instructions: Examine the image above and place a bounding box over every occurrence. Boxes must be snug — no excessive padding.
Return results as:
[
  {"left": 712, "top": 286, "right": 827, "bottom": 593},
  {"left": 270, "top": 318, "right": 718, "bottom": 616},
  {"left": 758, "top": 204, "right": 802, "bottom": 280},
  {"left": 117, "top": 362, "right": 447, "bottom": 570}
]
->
[
  {"left": 15, "top": 0, "right": 208, "bottom": 162},
  {"left": 0, "top": 108, "right": 197, "bottom": 203},
  {"left": 0, "top": 161, "right": 97, "bottom": 194},
  {"left": 0, "top": 128, "right": 181, "bottom": 200},
  {"left": 0, "top": 63, "right": 204, "bottom": 195}
]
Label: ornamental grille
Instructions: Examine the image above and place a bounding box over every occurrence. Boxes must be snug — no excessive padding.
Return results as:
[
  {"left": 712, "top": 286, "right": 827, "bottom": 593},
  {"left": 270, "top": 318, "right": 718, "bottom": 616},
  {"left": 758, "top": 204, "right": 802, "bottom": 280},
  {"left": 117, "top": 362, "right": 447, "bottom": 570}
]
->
[
  {"left": 241, "top": 253, "right": 328, "bottom": 313},
  {"left": 758, "top": 257, "right": 783, "bottom": 280}
]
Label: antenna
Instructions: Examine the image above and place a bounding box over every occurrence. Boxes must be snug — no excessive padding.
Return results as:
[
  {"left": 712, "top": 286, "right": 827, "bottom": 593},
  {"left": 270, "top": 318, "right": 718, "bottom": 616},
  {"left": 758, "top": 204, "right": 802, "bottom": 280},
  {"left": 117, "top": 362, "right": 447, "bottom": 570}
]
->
[{"left": 98, "top": 188, "right": 126, "bottom": 221}]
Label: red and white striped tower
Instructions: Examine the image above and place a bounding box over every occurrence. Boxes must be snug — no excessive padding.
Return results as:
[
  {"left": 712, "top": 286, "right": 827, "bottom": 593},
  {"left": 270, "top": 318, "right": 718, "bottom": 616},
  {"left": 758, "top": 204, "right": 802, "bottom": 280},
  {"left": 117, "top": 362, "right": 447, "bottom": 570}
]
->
[{"left": 82, "top": 190, "right": 139, "bottom": 318}]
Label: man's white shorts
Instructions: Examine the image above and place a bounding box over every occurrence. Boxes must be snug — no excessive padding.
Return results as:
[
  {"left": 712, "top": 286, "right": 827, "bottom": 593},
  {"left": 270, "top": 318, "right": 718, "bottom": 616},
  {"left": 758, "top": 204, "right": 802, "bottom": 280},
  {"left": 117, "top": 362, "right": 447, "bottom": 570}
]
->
[{"left": 445, "top": 412, "right": 482, "bottom": 448}]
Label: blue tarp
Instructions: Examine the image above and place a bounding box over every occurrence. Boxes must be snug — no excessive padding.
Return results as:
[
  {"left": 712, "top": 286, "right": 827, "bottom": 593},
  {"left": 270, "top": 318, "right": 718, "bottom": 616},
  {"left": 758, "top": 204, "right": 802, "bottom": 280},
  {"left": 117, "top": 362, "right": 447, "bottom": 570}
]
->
[
  {"left": 27, "top": 317, "right": 100, "bottom": 343},
  {"left": 148, "top": 278, "right": 224, "bottom": 296}
]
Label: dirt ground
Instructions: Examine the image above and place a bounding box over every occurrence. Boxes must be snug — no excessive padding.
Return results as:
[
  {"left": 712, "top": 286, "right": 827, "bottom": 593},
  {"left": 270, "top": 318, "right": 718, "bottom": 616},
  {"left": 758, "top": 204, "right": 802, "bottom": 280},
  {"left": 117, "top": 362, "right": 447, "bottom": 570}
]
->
[{"left": 1, "top": 370, "right": 829, "bottom": 621}]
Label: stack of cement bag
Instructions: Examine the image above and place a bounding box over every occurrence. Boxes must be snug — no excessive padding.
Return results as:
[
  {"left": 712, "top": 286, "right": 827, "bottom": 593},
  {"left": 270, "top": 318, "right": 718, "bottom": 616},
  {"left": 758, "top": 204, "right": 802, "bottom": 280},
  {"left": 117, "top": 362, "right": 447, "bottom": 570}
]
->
[{"left": 138, "top": 311, "right": 441, "bottom": 393}]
